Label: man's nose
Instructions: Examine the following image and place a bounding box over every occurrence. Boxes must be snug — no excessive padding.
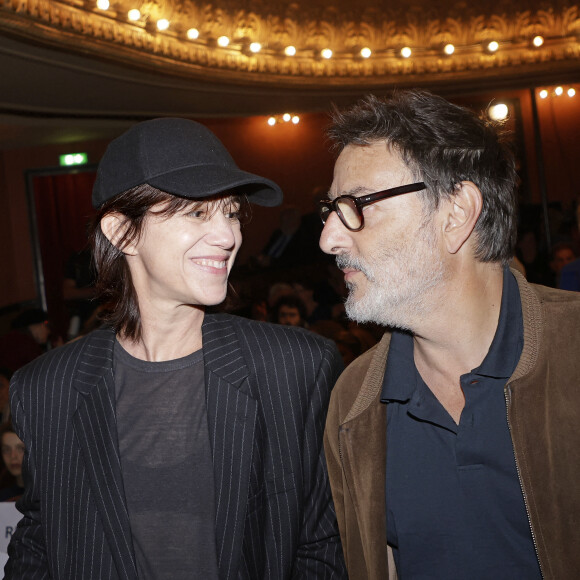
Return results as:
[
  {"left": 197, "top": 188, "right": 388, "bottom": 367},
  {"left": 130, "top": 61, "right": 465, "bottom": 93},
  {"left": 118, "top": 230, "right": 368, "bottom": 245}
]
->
[{"left": 319, "top": 211, "right": 351, "bottom": 255}]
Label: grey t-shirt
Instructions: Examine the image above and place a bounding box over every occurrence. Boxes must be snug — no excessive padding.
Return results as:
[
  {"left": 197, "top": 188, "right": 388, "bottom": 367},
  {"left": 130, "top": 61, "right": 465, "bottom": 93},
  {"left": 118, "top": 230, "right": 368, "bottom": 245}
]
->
[{"left": 114, "top": 340, "right": 219, "bottom": 580}]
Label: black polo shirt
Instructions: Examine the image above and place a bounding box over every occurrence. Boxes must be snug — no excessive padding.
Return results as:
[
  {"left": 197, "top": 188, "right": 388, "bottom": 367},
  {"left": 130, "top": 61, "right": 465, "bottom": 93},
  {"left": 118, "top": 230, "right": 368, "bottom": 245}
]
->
[{"left": 381, "top": 269, "right": 541, "bottom": 578}]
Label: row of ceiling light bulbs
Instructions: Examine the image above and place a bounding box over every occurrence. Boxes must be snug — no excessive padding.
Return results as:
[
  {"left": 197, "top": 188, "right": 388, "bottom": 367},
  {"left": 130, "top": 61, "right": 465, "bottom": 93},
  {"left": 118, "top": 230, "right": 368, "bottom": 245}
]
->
[
  {"left": 267, "top": 114, "right": 300, "bottom": 126},
  {"left": 269, "top": 87, "right": 577, "bottom": 127},
  {"left": 539, "top": 87, "right": 576, "bottom": 98},
  {"left": 94, "top": 1, "right": 548, "bottom": 59}
]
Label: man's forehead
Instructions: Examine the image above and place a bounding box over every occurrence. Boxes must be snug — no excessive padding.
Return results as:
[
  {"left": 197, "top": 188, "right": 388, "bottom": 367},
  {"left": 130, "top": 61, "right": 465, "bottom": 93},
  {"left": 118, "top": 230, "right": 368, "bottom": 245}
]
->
[{"left": 331, "top": 142, "right": 411, "bottom": 197}]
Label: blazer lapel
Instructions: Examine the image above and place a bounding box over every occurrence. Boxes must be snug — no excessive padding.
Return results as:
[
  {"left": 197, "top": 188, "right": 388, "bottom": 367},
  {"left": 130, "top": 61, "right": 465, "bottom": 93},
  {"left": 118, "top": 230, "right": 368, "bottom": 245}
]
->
[
  {"left": 72, "top": 329, "right": 137, "bottom": 580},
  {"left": 203, "top": 315, "right": 257, "bottom": 580}
]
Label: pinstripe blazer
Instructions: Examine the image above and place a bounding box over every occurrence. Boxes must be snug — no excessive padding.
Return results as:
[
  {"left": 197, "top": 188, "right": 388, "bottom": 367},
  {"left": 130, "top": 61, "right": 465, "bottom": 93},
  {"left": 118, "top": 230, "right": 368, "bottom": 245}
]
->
[{"left": 5, "top": 313, "right": 347, "bottom": 579}]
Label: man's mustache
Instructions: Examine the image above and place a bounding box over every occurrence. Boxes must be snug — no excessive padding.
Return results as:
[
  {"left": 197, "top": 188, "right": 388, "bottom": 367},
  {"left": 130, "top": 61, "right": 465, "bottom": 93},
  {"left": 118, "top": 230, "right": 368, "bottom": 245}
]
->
[{"left": 335, "top": 255, "right": 373, "bottom": 281}]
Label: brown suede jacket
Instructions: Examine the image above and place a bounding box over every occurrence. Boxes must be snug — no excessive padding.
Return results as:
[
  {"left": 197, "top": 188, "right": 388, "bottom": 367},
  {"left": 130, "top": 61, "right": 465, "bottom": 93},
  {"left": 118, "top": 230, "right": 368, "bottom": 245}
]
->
[{"left": 324, "top": 270, "right": 580, "bottom": 580}]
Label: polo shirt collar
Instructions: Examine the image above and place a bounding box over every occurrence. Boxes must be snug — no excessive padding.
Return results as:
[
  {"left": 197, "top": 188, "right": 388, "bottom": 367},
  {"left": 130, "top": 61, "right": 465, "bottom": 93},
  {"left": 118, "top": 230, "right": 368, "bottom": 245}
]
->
[
  {"left": 380, "top": 267, "right": 522, "bottom": 401},
  {"left": 472, "top": 267, "right": 522, "bottom": 380}
]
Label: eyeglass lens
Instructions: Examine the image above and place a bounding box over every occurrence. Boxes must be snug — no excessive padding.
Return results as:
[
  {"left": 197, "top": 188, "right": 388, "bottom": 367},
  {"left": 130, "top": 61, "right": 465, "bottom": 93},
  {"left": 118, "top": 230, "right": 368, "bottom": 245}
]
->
[{"left": 336, "top": 198, "right": 361, "bottom": 230}]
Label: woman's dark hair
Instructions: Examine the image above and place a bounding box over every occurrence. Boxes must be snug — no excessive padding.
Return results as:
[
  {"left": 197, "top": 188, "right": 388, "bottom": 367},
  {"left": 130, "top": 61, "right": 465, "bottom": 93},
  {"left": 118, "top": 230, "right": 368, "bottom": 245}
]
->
[
  {"left": 0, "top": 419, "right": 15, "bottom": 440},
  {"left": 328, "top": 90, "right": 519, "bottom": 265},
  {"left": 89, "top": 183, "right": 250, "bottom": 342}
]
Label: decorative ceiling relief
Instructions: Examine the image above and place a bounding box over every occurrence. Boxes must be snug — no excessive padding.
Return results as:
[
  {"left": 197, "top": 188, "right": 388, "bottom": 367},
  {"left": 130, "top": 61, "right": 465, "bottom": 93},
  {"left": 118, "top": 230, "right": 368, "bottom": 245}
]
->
[{"left": 1, "top": 0, "right": 579, "bottom": 87}]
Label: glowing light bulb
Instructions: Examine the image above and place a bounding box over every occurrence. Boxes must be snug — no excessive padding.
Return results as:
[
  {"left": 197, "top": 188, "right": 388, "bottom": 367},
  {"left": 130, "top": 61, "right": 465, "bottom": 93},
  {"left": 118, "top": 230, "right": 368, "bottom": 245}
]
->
[
  {"left": 539, "top": 89, "right": 548, "bottom": 99},
  {"left": 127, "top": 9, "right": 140, "bottom": 21},
  {"left": 157, "top": 19, "right": 169, "bottom": 31},
  {"left": 267, "top": 117, "right": 276, "bottom": 126},
  {"left": 489, "top": 103, "right": 509, "bottom": 121},
  {"left": 444, "top": 44, "right": 455, "bottom": 55},
  {"left": 568, "top": 88, "right": 576, "bottom": 97},
  {"left": 249, "top": 42, "right": 261, "bottom": 53},
  {"left": 555, "top": 86, "right": 563, "bottom": 96},
  {"left": 321, "top": 48, "right": 333, "bottom": 59},
  {"left": 187, "top": 28, "right": 199, "bottom": 40},
  {"left": 292, "top": 116, "right": 300, "bottom": 124},
  {"left": 533, "top": 35, "right": 544, "bottom": 47},
  {"left": 400, "top": 46, "right": 412, "bottom": 58},
  {"left": 282, "top": 113, "right": 291, "bottom": 122},
  {"left": 96, "top": 0, "right": 109, "bottom": 10},
  {"left": 217, "top": 36, "right": 230, "bottom": 47},
  {"left": 487, "top": 41, "right": 499, "bottom": 52},
  {"left": 360, "top": 47, "right": 371, "bottom": 58},
  {"left": 284, "top": 46, "right": 296, "bottom": 56}
]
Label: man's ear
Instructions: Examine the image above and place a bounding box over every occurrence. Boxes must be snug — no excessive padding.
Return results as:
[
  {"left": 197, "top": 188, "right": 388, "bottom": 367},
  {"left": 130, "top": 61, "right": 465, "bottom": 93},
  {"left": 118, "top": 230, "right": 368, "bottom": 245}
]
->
[
  {"left": 441, "top": 181, "right": 483, "bottom": 255},
  {"left": 100, "top": 213, "right": 138, "bottom": 255}
]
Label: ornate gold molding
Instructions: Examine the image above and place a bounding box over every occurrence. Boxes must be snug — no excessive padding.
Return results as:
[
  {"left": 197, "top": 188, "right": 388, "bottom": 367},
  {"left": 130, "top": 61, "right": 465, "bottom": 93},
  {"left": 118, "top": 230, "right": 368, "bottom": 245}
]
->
[{"left": 1, "top": 0, "right": 579, "bottom": 87}]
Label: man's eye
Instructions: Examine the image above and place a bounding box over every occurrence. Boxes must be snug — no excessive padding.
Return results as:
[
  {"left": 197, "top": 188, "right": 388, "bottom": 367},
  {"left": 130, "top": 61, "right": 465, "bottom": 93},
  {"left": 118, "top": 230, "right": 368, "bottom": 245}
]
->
[{"left": 226, "top": 211, "right": 241, "bottom": 221}]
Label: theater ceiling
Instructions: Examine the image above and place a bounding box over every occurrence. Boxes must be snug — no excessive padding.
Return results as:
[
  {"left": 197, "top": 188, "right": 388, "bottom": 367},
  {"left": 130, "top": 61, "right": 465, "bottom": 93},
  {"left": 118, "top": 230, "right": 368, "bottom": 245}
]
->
[{"left": 0, "top": 0, "right": 579, "bottom": 147}]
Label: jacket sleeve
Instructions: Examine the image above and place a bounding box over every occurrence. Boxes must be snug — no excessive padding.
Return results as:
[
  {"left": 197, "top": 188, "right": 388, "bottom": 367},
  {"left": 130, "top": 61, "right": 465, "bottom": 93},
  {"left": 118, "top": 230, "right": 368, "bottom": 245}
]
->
[
  {"left": 4, "top": 375, "right": 50, "bottom": 579},
  {"left": 292, "top": 340, "right": 348, "bottom": 579}
]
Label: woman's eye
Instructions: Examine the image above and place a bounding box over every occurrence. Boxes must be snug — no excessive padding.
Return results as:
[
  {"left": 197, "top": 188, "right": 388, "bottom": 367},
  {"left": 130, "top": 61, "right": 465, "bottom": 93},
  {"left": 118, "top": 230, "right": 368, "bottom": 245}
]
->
[
  {"left": 226, "top": 211, "right": 241, "bottom": 221},
  {"left": 186, "top": 210, "right": 205, "bottom": 219}
]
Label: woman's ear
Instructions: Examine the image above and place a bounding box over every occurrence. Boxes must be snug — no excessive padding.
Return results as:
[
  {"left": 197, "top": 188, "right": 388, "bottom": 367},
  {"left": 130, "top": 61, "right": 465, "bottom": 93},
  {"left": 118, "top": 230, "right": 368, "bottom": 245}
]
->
[
  {"left": 100, "top": 213, "right": 138, "bottom": 255},
  {"left": 441, "top": 181, "right": 483, "bottom": 255}
]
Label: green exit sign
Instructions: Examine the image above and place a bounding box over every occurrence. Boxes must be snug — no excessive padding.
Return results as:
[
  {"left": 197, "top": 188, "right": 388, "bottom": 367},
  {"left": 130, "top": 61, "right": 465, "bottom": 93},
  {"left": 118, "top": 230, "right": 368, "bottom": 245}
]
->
[{"left": 59, "top": 153, "right": 88, "bottom": 166}]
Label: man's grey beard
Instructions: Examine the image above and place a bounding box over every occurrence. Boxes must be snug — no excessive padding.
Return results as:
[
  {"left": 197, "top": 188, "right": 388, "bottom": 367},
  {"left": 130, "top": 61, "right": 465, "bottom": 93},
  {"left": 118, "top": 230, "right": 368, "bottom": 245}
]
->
[
  {"left": 335, "top": 254, "right": 384, "bottom": 326},
  {"left": 334, "top": 240, "right": 444, "bottom": 331}
]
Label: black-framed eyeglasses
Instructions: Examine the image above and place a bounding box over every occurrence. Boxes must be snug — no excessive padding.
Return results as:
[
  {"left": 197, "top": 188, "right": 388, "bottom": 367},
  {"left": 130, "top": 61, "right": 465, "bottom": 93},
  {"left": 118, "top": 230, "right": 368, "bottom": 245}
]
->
[{"left": 318, "top": 182, "right": 426, "bottom": 232}]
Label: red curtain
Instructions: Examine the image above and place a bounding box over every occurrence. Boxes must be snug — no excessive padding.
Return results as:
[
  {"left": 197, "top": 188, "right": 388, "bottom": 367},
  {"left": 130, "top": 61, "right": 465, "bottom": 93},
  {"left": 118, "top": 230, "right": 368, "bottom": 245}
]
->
[{"left": 32, "top": 171, "right": 97, "bottom": 338}]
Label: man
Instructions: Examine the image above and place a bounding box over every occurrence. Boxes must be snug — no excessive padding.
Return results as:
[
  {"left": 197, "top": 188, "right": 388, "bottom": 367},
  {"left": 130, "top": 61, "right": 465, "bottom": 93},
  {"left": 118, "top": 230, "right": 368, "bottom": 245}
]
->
[
  {"left": 6, "top": 118, "right": 346, "bottom": 579},
  {"left": 320, "top": 91, "right": 580, "bottom": 579},
  {"left": 273, "top": 295, "right": 308, "bottom": 327}
]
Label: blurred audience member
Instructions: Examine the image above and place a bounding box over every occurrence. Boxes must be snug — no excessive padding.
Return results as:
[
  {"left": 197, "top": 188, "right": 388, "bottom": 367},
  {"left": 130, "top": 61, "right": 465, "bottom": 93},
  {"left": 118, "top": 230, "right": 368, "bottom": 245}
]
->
[
  {"left": 559, "top": 257, "right": 580, "bottom": 292},
  {"left": 267, "top": 282, "right": 295, "bottom": 311},
  {"left": 0, "top": 309, "right": 53, "bottom": 373},
  {"left": 273, "top": 295, "right": 308, "bottom": 328},
  {"left": 516, "top": 228, "right": 552, "bottom": 286},
  {"left": 255, "top": 198, "right": 327, "bottom": 270},
  {"left": 62, "top": 247, "right": 98, "bottom": 339},
  {"left": 257, "top": 206, "right": 302, "bottom": 268},
  {"left": 0, "top": 421, "right": 24, "bottom": 502},
  {"left": 549, "top": 243, "right": 577, "bottom": 287}
]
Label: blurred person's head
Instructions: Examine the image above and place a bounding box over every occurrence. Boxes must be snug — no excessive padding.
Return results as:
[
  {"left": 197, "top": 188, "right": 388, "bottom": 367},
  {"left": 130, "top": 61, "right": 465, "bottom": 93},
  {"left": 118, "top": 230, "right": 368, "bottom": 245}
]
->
[
  {"left": 550, "top": 243, "right": 576, "bottom": 276},
  {"left": 273, "top": 295, "right": 308, "bottom": 327},
  {"left": 0, "top": 420, "right": 24, "bottom": 487},
  {"left": 267, "top": 282, "right": 295, "bottom": 308}
]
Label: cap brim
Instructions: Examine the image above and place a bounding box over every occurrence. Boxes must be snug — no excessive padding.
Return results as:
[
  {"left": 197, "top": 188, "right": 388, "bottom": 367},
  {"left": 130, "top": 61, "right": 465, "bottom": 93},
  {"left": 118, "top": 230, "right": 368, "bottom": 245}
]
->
[{"left": 147, "top": 165, "right": 283, "bottom": 207}]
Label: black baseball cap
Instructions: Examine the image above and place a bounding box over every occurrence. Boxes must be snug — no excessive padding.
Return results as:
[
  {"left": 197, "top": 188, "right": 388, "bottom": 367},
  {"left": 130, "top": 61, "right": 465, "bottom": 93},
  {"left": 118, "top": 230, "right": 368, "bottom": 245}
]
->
[{"left": 92, "top": 118, "right": 283, "bottom": 208}]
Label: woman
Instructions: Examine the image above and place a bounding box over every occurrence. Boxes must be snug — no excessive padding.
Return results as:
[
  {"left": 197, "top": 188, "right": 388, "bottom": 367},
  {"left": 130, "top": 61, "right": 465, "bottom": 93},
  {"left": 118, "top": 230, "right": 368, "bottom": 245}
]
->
[{"left": 0, "top": 420, "right": 24, "bottom": 502}]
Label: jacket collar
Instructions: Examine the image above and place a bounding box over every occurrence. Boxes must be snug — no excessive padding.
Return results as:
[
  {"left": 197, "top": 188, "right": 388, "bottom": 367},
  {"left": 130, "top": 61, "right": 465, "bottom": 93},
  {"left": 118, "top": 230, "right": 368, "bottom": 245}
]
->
[
  {"left": 71, "top": 316, "right": 251, "bottom": 395},
  {"left": 71, "top": 316, "right": 254, "bottom": 580},
  {"left": 201, "top": 313, "right": 250, "bottom": 389}
]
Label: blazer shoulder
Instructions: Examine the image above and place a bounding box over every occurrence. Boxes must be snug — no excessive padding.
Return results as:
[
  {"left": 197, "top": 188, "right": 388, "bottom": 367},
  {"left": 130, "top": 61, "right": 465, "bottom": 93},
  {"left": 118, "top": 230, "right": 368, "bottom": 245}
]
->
[
  {"left": 12, "top": 328, "right": 114, "bottom": 388},
  {"left": 210, "top": 313, "right": 337, "bottom": 352}
]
